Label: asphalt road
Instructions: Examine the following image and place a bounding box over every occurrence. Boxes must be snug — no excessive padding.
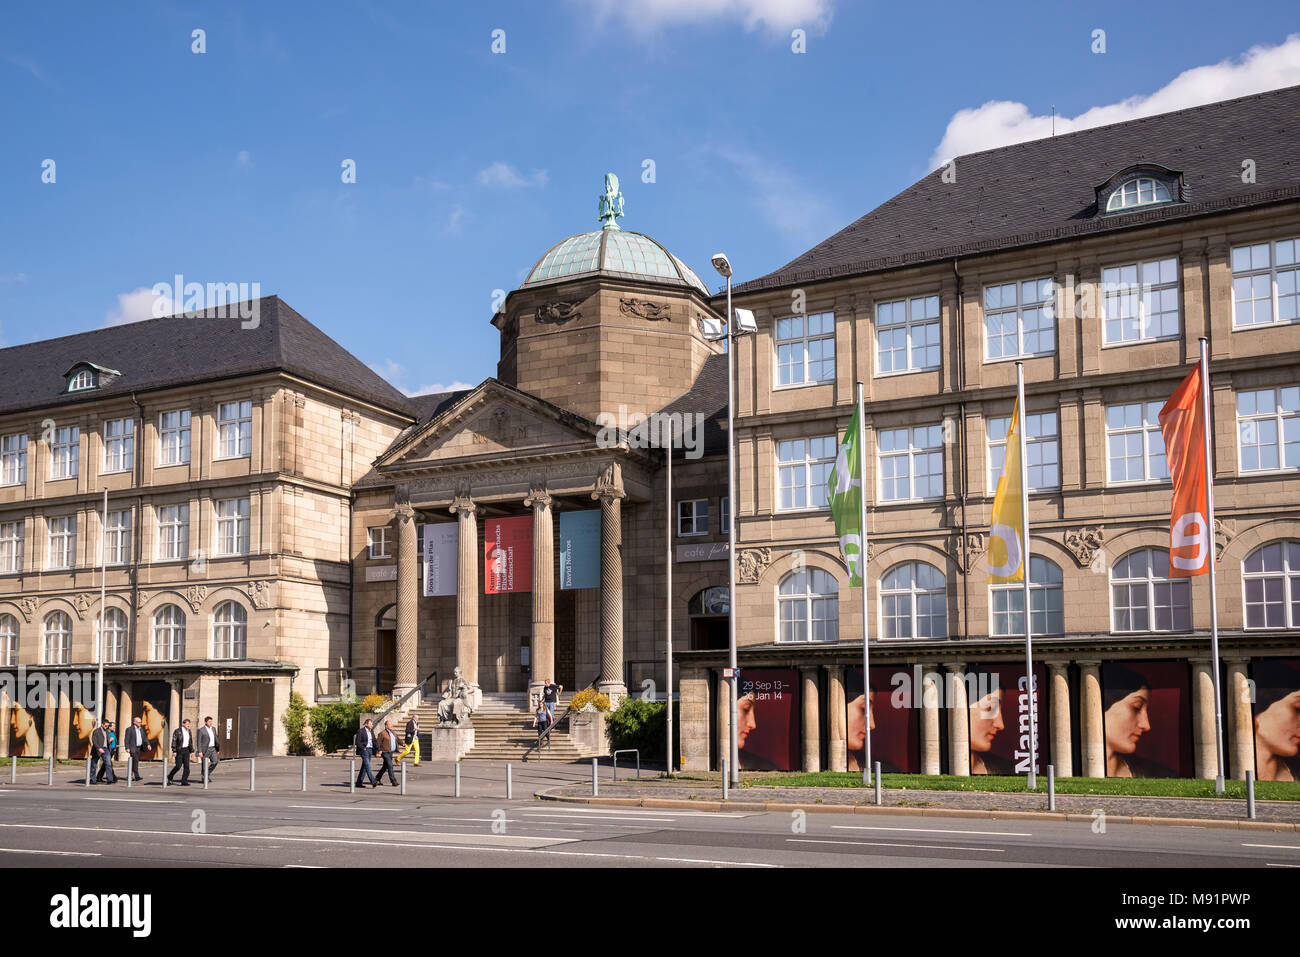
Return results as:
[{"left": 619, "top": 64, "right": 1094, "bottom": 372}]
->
[{"left": 1, "top": 759, "right": 1297, "bottom": 868}]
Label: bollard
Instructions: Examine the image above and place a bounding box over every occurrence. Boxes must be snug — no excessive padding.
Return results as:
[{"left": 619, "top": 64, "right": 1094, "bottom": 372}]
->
[
  {"left": 592, "top": 757, "right": 598, "bottom": 797},
  {"left": 455, "top": 761, "right": 461, "bottom": 798},
  {"left": 202, "top": 756, "right": 209, "bottom": 790},
  {"left": 10, "top": 755, "right": 15, "bottom": 784},
  {"left": 162, "top": 761, "right": 168, "bottom": 789},
  {"left": 401, "top": 760, "right": 407, "bottom": 797},
  {"left": 1247, "top": 770, "right": 1256, "bottom": 820},
  {"left": 506, "top": 763, "right": 512, "bottom": 801},
  {"left": 722, "top": 759, "right": 728, "bottom": 802},
  {"left": 874, "top": 762, "right": 882, "bottom": 806},
  {"left": 48, "top": 755, "right": 54, "bottom": 786},
  {"left": 1048, "top": 765, "right": 1056, "bottom": 812},
  {"left": 302, "top": 757, "right": 308, "bottom": 792},
  {"left": 249, "top": 757, "right": 255, "bottom": 792},
  {"left": 126, "top": 760, "right": 132, "bottom": 788},
  {"left": 350, "top": 759, "right": 356, "bottom": 794},
  {"left": 86, "top": 756, "right": 92, "bottom": 787}
]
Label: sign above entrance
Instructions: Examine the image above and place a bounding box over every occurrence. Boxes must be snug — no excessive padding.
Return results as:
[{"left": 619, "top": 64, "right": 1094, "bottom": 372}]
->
[
  {"left": 676, "top": 541, "right": 730, "bottom": 563},
  {"left": 422, "top": 523, "right": 457, "bottom": 597},
  {"left": 485, "top": 516, "right": 533, "bottom": 594},
  {"left": 559, "top": 509, "right": 600, "bottom": 590}
]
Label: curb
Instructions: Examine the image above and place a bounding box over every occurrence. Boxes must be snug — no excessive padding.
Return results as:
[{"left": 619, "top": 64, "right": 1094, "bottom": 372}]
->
[{"left": 536, "top": 791, "right": 1299, "bottom": 832}]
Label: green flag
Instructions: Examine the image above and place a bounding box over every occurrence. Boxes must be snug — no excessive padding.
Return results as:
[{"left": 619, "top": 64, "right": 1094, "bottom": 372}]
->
[{"left": 827, "top": 404, "right": 865, "bottom": 587}]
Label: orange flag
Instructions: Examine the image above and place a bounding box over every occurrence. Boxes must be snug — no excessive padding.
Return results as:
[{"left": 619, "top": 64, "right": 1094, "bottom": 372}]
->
[{"left": 1158, "top": 366, "right": 1210, "bottom": 577}]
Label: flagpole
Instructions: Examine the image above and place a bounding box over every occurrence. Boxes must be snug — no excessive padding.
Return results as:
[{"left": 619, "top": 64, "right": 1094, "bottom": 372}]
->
[
  {"left": 665, "top": 422, "right": 674, "bottom": 777},
  {"left": 1200, "top": 337, "right": 1226, "bottom": 794},
  {"left": 1016, "top": 362, "right": 1038, "bottom": 791},
  {"left": 856, "top": 381, "right": 872, "bottom": 785}
]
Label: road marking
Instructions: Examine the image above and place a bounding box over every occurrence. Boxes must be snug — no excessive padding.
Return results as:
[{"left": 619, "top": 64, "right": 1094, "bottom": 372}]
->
[
  {"left": 538, "top": 848, "right": 778, "bottom": 867},
  {"left": 1266, "top": 863, "right": 1300, "bottom": 868},
  {"left": 288, "top": 805, "right": 411, "bottom": 811},
  {"left": 832, "top": 825, "right": 1031, "bottom": 837},
  {"left": 248, "top": 825, "right": 577, "bottom": 849},
  {"left": 789, "top": 838, "right": 1004, "bottom": 853},
  {"left": 81, "top": 797, "right": 183, "bottom": 804},
  {"left": 526, "top": 807, "right": 751, "bottom": 819},
  {"left": 0, "top": 847, "right": 101, "bottom": 857},
  {"left": 1243, "top": 843, "right": 1300, "bottom": 851},
  {"left": 522, "top": 813, "right": 677, "bottom": 823}
]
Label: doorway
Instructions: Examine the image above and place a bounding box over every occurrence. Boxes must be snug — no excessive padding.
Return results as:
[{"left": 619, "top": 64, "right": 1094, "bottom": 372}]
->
[
  {"left": 376, "top": 604, "right": 397, "bottom": 694},
  {"left": 688, "top": 586, "right": 730, "bottom": 650}
]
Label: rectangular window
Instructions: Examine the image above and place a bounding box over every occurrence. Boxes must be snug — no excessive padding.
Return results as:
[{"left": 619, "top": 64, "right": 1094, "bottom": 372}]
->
[
  {"left": 47, "top": 515, "right": 76, "bottom": 570},
  {"left": 1101, "top": 257, "right": 1180, "bottom": 344},
  {"left": 158, "top": 410, "right": 191, "bottom": 466},
  {"left": 775, "top": 311, "right": 835, "bottom": 386},
  {"left": 49, "top": 426, "right": 80, "bottom": 480},
  {"left": 368, "top": 526, "right": 391, "bottom": 559},
  {"left": 217, "top": 400, "right": 252, "bottom": 458},
  {"left": 156, "top": 504, "right": 190, "bottom": 561},
  {"left": 215, "top": 497, "right": 251, "bottom": 556},
  {"left": 876, "top": 295, "right": 940, "bottom": 374},
  {"left": 777, "top": 436, "right": 836, "bottom": 510},
  {"left": 1232, "top": 238, "right": 1299, "bottom": 328},
  {"left": 102, "top": 418, "right": 135, "bottom": 473},
  {"left": 1106, "top": 401, "right": 1169, "bottom": 484},
  {"left": 1, "top": 434, "right": 27, "bottom": 486},
  {"left": 104, "top": 509, "right": 131, "bottom": 565},
  {"left": 677, "top": 499, "right": 709, "bottom": 536},
  {"left": 878, "top": 425, "right": 944, "bottom": 502},
  {"left": 0, "top": 521, "right": 23, "bottom": 574},
  {"left": 988, "top": 412, "right": 1060, "bottom": 492},
  {"left": 984, "top": 277, "right": 1056, "bottom": 360},
  {"left": 1237, "top": 386, "right": 1300, "bottom": 472}
]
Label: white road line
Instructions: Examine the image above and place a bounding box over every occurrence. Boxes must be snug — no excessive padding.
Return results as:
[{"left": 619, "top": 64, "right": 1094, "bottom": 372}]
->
[
  {"left": 789, "top": 838, "right": 1004, "bottom": 853},
  {"left": 522, "top": 813, "right": 677, "bottom": 823},
  {"left": 832, "top": 825, "right": 1032, "bottom": 837},
  {"left": 288, "top": 805, "right": 409, "bottom": 811},
  {"left": 1242, "top": 843, "right": 1300, "bottom": 851},
  {"left": 1266, "top": 863, "right": 1300, "bottom": 868},
  {"left": 0, "top": 847, "right": 101, "bottom": 857},
  {"left": 526, "top": 807, "right": 751, "bottom": 818},
  {"left": 80, "top": 797, "right": 183, "bottom": 804}
]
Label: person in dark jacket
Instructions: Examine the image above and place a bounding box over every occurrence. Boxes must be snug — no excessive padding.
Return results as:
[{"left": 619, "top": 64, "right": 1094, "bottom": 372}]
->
[
  {"left": 168, "top": 719, "right": 193, "bottom": 785},
  {"left": 89, "top": 719, "right": 115, "bottom": 784},
  {"left": 124, "top": 716, "right": 146, "bottom": 781},
  {"left": 354, "top": 719, "right": 378, "bottom": 788},
  {"left": 196, "top": 716, "right": 220, "bottom": 778}
]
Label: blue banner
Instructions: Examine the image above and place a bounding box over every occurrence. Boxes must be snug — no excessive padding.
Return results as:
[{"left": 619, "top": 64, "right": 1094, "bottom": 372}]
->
[{"left": 559, "top": 509, "right": 601, "bottom": 590}]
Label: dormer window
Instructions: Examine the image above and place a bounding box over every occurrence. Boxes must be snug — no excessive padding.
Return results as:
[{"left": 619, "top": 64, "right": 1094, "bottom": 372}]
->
[
  {"left": 1106, "top": 177, "right": 1172, "bottom": 212},
  {"left": 1096, "top": 165, "right": 1183, "bottom": 217},
  {"left": 68, "top": 369, "right": 96, "bottom": 392},
  {"left": 63, "top": 361, "right": 121, "bottom": 394}
]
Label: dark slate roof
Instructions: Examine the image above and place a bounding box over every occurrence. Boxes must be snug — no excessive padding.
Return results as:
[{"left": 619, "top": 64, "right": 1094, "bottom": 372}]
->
[
  {"left": 0, "top": 296, "right": 415, "bottom": 417},
  {"left": 735, "top": 84, "right": 1300, "bottom": 293},
  {"left": 658, "top": 351, "right": 728, "bottom": 458}
]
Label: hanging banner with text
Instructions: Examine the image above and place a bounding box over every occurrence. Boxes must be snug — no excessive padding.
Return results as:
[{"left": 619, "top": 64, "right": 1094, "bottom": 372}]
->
[
  {"left": 485, "top": 516, "right": 533, "bottom": 594},
  {"left": 559, "top": 509, "right": 601, "bottom": 590},
  {"left": 422, "top": 523, "right": 458, "bottom": 597}
]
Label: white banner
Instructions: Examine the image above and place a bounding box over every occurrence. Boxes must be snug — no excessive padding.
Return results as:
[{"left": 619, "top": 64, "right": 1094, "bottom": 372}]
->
[{"left": 422, "top": 523, "right": 458, "bottom": 597}]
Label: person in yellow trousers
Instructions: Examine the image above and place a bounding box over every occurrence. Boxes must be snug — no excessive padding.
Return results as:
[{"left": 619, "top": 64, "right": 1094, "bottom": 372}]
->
[{"left": 395, "top": 713, "right": 421, "bottom": 767}]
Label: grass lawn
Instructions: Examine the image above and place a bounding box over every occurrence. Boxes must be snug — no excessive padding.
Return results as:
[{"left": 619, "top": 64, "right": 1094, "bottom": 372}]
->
[
  {"left": 7, "top": 757, "right": 87, "bottom": 767},
  {"left": 740, "top": 771, "right": 1300, "bottom": 801}
]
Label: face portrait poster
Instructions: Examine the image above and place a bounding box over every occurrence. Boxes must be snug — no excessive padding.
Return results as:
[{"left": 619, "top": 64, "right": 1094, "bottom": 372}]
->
[
  {"left": 736, "top": 668, "right": 798, "bottom": 771},
  {"left": 966, "top": 663, "right": 1048, "bottom": 776},
  {"left": 135, "top": 682, "right": 171, "bottom": 761},
  {"left": 8, "top": 702, "right": 44, "bottom": 757},
  {"left": 68, "top": 698, "right": 98, "bottom": 759},
  {"left": 484, "top": 516, "right": 533, "bottom": 594},
  {"left": 846, "top": 666, "right": 919, "bottom": 774},
  {"left": 1102, "top": 660, "right": 1192, "bottom": 778},
  {"left": 1251, "top": 658, "right": 1300, "bottom": 782}
]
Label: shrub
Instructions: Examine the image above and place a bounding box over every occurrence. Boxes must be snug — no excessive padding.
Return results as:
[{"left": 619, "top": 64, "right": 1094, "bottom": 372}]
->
[
  {"left": 608, "top": 698, "right": 665, "bottom": 757},
  {"left": 360, "top": 693, "right": 389, "bottom": 713},
  {"left": 568, "top": 687, "right": 610, "bottom": 713},
  {"left": 308, "top": 699, "right": 365, "bottom": 754},
  {"left": 282, "top": 691, "right": 310, "bottom": 755}
]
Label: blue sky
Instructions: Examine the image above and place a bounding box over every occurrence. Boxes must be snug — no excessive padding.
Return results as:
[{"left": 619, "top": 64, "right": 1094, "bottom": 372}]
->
[{"left": 3, "top": 1, "right": 1298, "bottom": 396}]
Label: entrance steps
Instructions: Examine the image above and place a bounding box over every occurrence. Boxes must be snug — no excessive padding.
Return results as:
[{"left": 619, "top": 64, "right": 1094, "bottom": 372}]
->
[{"left": 396, "top": 691, "right": 582, "bottom": 762}]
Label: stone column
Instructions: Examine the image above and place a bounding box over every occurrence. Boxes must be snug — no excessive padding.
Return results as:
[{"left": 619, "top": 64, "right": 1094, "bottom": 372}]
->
[
  {"left": 55, "top": 681, "right": 71, "bottom": 760},
  {"left": 1226, "top": 659, "right": 1253, "bottom": 781},
  {"left": 1078, "top": 661, "right": 1104, "bottom": 777},
  {"left": 679, "top": 668, "right": 711, "bottom": 772},
  {"left": 449, "top": 490, "right": 479, "bottom": 686},
  {"left": 393, "top": 501, "right": 419, "bottom": 703},
  {"left": 0, "top": 684, "right": 10, "bottom": 756},
  {"left": 169, "top": 680, "right": 182, "bottom": 762},
  {"left": 945, "top": 662, "right": 970, "bottom": 776},
  {"left": 827, "top": 665, "right": 847, "bottom": 772},
  {"left": 592, "top": 464, "right": 627, "bottom": 704},
  {"left": 1047, "top": 661, "right": 1073, "bottom": 777},
  {"left": 104, "top": 683, "right": 119, "bottom": 730},
  {"left": 1191, "top": 659, "right": 1220, "bottom": 781},
  {"left": 801, "top": 667, "right": 820, "bottom": 773},
  {"left": 524, "top": 486, "right": 555, "bottom": 706},
  {"left": 920, "top": 664, "right": 941, "bottom": 775},
  {"left": 716, "top": 672, "right": 730, "bottom": 774},
  {"left": 117, "top": 683, "right": 133, "bottom": 761}
]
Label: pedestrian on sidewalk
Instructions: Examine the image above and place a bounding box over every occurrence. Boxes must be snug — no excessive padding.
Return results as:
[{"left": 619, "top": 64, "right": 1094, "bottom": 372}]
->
[
  {"left": 125, "top": 716, "right": 146, "bottom": 781},
  {"left": 354, "top": 719, "right": 378, "bottom": 788},
  {"left": 168, "top": 719, "right": 193, "bottom": 786},
  {"left": 535, "top": 701, "right": 552, "bottom": 748},
  {"left": 96, "top": 722, "right": 118, "bottom": 783},
  {"left": 374, "top": 719, "right": 400, "bottom": 786},
  {"left": 395, "top": 713, "right": 421, "bottom": 767},
  {"left": 542, "top": 678, "right": 562, "bottom": 722},
  {"left": 89, "top": 719, "right": 115, "bottom": 784},
  {"left": 197, "top": 716, "right": 220, "bottom": 778}
]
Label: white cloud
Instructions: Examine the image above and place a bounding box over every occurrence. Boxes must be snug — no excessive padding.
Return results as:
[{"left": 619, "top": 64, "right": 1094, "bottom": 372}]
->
[
  {"left": 444, "top": 204, "right": 467, "bottom": 234},
  {"left": 929, "top": 33, "right": 1300, "bottom": 170},
  {"left": 0, "top": 272, "right": 28, "bottom": 284},
  {"left": 409, "top": 380, "right": 475, "bottom": 397},
  {"left": 570, "top": 0, "right": 832, "bottom": 34},
  {"left": 369, "top": 359, "right": 473, "bottom": 397},
  {"left": 104, "top": 286, "right": 176, "bottom": 327},
  {"left": 708, "top": 145, "right": 834, "bottom": 246},
  {"left": 235, "top": 150, "right": 253, "bottom": 169},
  {"left": 476, "top": 162, "right": 548, "bottom": 189}
]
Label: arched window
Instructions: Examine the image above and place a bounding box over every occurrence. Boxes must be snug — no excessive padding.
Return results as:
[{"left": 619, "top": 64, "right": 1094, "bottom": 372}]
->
[
  {"left": 96, "top": 607, "right": 128, "bottom": 663},
  {"left": 688, "top": 587, "right": 730, "bottom": 616},
  {"left": 778, "top": 568, "right": 838, "bottom": 642},
  {"left": 212, "top": 601, "right": 247, "bottom": 660},
  {"left": 1106, "top": 177, "right": 1172, "bottom": 211},
  {"left": 880, "top": 561, "right": 947, "bottom": 639},
  {"left": 990, "top": 556, "right": 1064, "bottom": 636},
  {"left": 67, "top": 369, "right": 96, "bottom": 392},
  {"left": 1111, "top": 548, "right": 1190, "bottom": 632},
  {"left": 0, "top": 613, "right": 17, "bottom": 666},
  {"left": 376, "top": 605, "right": 397, "bottom": 629},
  {"left": 1243, "top": 541, "right": 1300, "bottom": 629},
  {"left": 43, "top": 611, "right": 72, "bottom": 665},
  {"left": 153, "top": 604, "right": 185, "bottom": 661}
]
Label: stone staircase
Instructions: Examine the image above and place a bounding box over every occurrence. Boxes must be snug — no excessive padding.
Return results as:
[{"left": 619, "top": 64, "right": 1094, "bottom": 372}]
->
[{"left": 404, "top": 691, "right": 584, "bottom": 763}]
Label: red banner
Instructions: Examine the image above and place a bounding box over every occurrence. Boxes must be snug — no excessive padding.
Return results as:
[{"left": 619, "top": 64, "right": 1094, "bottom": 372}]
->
[
  {"left": 484, "top": 516, "right": 532, "bottom": 593},
  {"left": 1158, "top": 366, "right": 1210, "bottom": 577}
]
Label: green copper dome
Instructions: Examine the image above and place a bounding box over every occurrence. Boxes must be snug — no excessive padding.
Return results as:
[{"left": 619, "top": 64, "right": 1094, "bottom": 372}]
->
[{"left": 523, "top": 229, "right": 712, "bottom": 296}]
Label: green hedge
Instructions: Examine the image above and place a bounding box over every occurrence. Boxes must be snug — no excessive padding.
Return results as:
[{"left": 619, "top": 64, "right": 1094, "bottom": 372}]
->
[
  {"left": 282, "top": 691, "right": 310, "bottom": 755},
  {"left": 308, "top": 698, "right": 365, "bottom": 755},
  {"left": 607, "top": 698, "right": 680, "bottom": 765}
]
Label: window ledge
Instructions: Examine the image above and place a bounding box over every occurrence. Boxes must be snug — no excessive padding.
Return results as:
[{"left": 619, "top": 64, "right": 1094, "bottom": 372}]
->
[{"left": 1100, "top": 335, "right": 1182, "bottom": 349}]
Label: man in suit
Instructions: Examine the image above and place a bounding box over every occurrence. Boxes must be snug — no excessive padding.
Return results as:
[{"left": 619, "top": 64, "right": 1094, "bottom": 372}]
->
[
  {"left": 168, "top": 718, "right": 193, "bottom": 786},
  {"left": 89, "top": 719, "right": 115, "bottom": 785},
  {"left": 395, "top": 713, "right": 421, "bottom": 767},
  {"left": 354, "top": 718, "right": 377, "bottom": 788},
  {"left": 197, "top": 716, "right": 220, "bottom": 779},
  {"left": 374, "top": 719, "right": 400, "bottom": 786},
  {"left": 124, "top": 716, "right": 146, "bottom": 781}
]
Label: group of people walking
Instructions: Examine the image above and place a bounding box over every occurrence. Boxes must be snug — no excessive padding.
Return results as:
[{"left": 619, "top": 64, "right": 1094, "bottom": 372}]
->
[
  {"left": 353, "top": 714, "right": 420, "bottom": 788},
  {"left": 86, "top": 715, "right": 221, "bottom": 786}
]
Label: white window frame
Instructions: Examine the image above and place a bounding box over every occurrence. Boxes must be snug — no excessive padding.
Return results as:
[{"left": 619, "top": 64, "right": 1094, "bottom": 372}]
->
[
  {"left": 47, "top": 515, "right": 77, "bottom": 570},
  {"left": 988, "top": 411, "right": 1060, "bottom": 493},
  {"left": 97, "top": 607, "right": 128, "bottom": 664},
  {"left": 1, "top": 434, "right": 27, "bottom": 486},
  {"left": 983, "top": 277, "right": 1056, "bottom": 361},
  {"left": 0, "top": 520, "right": 23, "bottom": 574},
  {"left": 1236, "top": 386, "right": 1300, "bottom": 474},
  {"left": 49, "top": 426, "right": 80, "bottom": 480},
  {"left": 1242, "top": 541, "right": 1300, "bottom": 630},
  {"left": 990, "top": 556, "right": 1064, "bottom": 637},
  {"left": 367, "top": 526, "right": 392, "bottom": 560},
  {"left": 152, "top": 605, "right": 185, "bottom": 662},
  {"left": 212, "top": 601, "right": 247, "bottom": 660},
  {"left": 877, "top": 424, "right": 944, "bottom": 503},
  {"left": 156, "top": 504, "right": 190, "bottom": 562},
  {"left": 776, "top": 436, "right": 836, "bottom": 511},
  {"left": 1101, "top": 256, "right": 1180, "bottom": 345},
  {"left": 67, "top": 369, "right": 95, "bottom": 392},
  {"left": 104, "top": 509, "right": 131, "bottom": 566},
  {"left": 158, "top": 410, "right": 192, "bottom": 466},
  {"left": 43, "top": 611, "right": 72, "bottom": 665},
  {"left": 774, "top": 311, "right": 835, "bottom": 388},
  {"left": 216, "top": 400, "right": 252, "bottom": 459},
  {"left": 102, "top": 417, "right": 134, "bottom": 474},
  {"left": 1109, "top": 548, "right": 1191, "bottom": 633},
  {"left": 1231, "top": 237, "right": 1299, "bottom": 329},
  {"left": 875, "top": 294, "right": 940, "bottom": 375},
  {"left": 879, "top": 561, "right": 947, "bottom": 640},
  {"left": 1105, "top": 401, "right": 1169, "bottom": 486},
  {"left": 0, "top": 613, "right": 16, "bottom": 666},
  {"left": 215, "top": 497, "right": 251, "bottom": 556},
  {"left": 1106, "top": 177, "right": 1172, "bottom": 212},
  {"left": 777, "top": 568, "right": 839, "bottom": 643},
  {"left": 677, "top": 499, "right": 709, "bottom": 537}
]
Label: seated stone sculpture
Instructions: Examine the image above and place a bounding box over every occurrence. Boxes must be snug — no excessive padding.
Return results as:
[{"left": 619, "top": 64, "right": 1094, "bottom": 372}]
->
[{"left": 437, "top": 666, "right": 480, "bottom": 725}]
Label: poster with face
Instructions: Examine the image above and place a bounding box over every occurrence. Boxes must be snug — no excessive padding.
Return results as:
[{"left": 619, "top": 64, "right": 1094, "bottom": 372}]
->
[
  {"left": 68, "top": 699, "right": 98, "bottom": 759},
  {"left": 134, "top": 682, "right": 171, "bottom": 761},
  {"left": 1251, "top": 658, "right": 1300, "bottom": 783},
  {"left": 966, "top": 663, "right": 1048, "bottom": 776},
  {"left": 1102, "top": 661, "right": 1192, "bottom": 778},
  {"left": 846, "top": 666, "right": 920, "bottom": 774},
  {"left": 736, "top": 668, "right": 799, "bottom": 771},
  {"left": 8, "top": 703, "right": 45, "bottom": 757}
]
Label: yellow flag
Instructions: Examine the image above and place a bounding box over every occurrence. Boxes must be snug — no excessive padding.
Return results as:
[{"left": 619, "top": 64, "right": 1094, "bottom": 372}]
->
[{"left": 988, "top": 402, "right": 1025, "bottom": 583}]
